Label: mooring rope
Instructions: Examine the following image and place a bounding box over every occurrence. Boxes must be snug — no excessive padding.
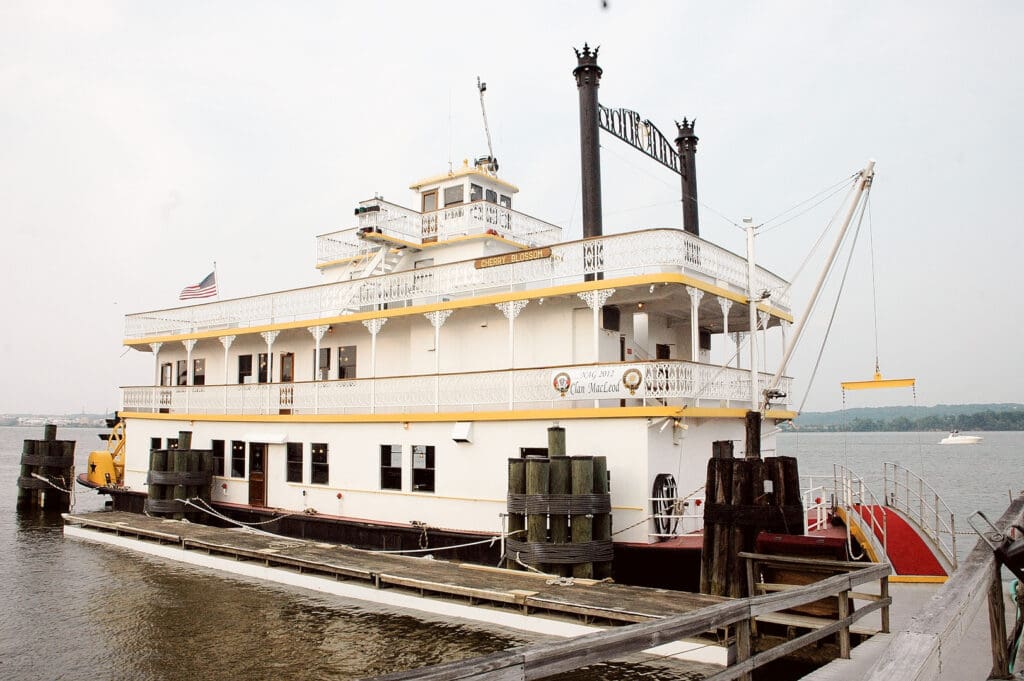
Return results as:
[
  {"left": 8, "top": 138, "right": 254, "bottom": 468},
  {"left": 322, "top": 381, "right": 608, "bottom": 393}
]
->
[
  {"left": 30, "top": 472, "right": 72, "bottom": 494},
  {"left": 361, "top": 530, "right": 520, "bottom": 556}
]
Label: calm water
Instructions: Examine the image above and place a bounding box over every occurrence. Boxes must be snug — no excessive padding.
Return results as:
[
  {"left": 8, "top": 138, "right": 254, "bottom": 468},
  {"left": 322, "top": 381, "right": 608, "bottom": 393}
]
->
[
  {"left": 0, "top": 426, "right": 716, "bottom": 681},
  {"left": 2, "top": 427, "right": 1021, "bottom": 679}
]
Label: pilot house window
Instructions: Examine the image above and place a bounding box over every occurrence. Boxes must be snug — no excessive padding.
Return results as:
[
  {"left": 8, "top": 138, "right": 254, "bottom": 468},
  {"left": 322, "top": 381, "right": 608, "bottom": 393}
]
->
[{"left": 443, "top": 185, "right": 464, "bottom": 206}]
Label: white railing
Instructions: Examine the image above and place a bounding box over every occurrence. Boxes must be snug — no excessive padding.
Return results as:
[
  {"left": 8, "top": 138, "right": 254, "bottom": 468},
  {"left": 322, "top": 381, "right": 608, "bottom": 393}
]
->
[
  {"left": 834, "top": 464, "right": 889, "bottom": 562},
  {"left": 126, "top": 229, "right": 792, "bottom": 340},
  {"left": 122, "top": 361, "right": 791, "bottom": 415},
  {"left": 801, "top": 475, "right": 831, "bottom": 533},
  {"left": 883, "top": 462, "right": 958, "bottom": 569},
  {"left": 317, "top": 198, "right": 564, "bottom": 266}
]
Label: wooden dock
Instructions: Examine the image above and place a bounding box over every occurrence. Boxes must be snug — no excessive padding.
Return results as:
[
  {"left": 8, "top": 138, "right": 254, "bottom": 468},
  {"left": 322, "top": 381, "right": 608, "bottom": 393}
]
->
[{"left": 63, "top": 511, "right": 726, "bottom": 627}]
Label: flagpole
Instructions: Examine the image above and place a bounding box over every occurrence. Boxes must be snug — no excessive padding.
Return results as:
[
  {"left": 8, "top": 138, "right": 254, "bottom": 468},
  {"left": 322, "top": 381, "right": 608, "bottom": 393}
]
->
[{"left": 213, "top": 261, "right": 220, "bottom": 301}]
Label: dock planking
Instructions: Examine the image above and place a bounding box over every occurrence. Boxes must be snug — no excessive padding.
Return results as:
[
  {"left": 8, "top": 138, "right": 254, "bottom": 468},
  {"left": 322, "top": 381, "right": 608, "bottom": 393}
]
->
[{"left": 64, "top": 511, "right": 726, "bottom": 628}]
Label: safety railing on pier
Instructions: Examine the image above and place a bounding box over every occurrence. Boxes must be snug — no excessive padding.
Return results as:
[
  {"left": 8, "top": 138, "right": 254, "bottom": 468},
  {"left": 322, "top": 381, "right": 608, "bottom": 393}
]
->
[{"left": 883, "top": 461, "right": 958, "bottom": 570}]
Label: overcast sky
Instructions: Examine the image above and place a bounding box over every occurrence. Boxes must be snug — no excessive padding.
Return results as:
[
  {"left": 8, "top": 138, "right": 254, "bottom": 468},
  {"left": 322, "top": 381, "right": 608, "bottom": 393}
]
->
[{"left": 2, "top": 1, "right": 1020, "bottom": 414}]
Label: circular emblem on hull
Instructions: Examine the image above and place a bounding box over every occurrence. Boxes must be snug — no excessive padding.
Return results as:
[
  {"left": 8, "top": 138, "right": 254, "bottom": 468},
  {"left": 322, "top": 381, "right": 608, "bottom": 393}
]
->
[
  {"left": 622, "top": 368, "right": 643, "bottom": 396},
  {"left": 553, "top": 372, "right": 572, "bottom": 397}
]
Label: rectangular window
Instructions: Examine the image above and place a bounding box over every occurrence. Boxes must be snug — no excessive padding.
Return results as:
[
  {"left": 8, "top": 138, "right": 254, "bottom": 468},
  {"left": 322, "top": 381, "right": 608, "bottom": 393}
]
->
[
  {"left": 656, "top": 343, "right": 671, "bottom": 360},
  {"left": 238, "top": 355, "right": 253, "bottom": 384},
  {"left": 422, "top": 190, "right": 437, "bottom": 213},
  {"left": 311, "top": 443, "right": 329, "bottom": 485},
  {"left": 167, "top": 437, "right": 179, "bottom": 450},
  {"left": 160, "top": 363, "right": 173, "bottom": 387},
  {"left": 280, "top": 352, "right": 294, "bottom": 382},
  {"left": 412, "top": 445, "right": 435, "bottom": 492},
  {"left": 499, "top": 194, "right": 511, "bottom": 209},
  {"left": 338, "top": 346, "right": 357, "bottom": 379},
  {"left": 380, "top": 444, "right": 402, "bottom": 490},
  {"left": 258, "top": 352, "right": 271, "bottom": 383},
  {"left": 211, "top": 439, "right": 225, "bottom": 477},
  {"left": 176, "top": 360, "right": 188, "bottom": 386},
  {"left": 443, "top": 185, "right": 464, "bottom": 206},
  {"left": 485, "top": 188, "right": 497, "bottom": 204},
  {"left": 470, "top": 183, "right": 483, "bottom": 202},
  {"left": 193, "top": 358, "right": 206, "bottom": 386},
  {"left": 286, "top": 442, "right": 303, "bottom": 483},
  {"left": 150, "top": 437, "right": 162, "bottom": 451},
  {"left": 314, "top": 347, "right": 331, "bottom": 381},
  {"left": 230, "top": 441, "right": 245, "bottom": 478}
]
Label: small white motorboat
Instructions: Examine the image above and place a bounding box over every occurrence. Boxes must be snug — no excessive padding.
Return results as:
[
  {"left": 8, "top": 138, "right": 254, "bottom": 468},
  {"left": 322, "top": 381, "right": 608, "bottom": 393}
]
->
[{"left": 940, "top": 430, "right": 983, "bottom": 445}]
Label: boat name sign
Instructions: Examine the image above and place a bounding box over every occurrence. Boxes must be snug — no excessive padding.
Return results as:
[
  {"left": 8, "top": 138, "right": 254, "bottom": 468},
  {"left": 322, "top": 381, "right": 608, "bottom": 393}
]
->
[
  {"left": 474, "top": 247, "right": 552, "bottom": 269},
  {"left": 552, "top": 365, "right": 645, "bottom": 399}
]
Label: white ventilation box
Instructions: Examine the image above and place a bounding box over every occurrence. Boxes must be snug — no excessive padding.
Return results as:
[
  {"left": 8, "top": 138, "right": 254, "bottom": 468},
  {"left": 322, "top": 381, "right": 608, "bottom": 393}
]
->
[{"left": 451, "top": 421, "right": 473, "bottom": 443}]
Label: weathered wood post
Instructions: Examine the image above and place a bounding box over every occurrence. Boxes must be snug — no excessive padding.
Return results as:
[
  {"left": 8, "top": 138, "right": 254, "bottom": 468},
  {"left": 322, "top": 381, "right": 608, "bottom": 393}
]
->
[
  {"left": 506, "top": 458, "right": 526, "bottom": 570},
  {"left": 16, "top": 425, "right": 75, "bottom": 511},
  {"left": 548, "top": 427, "right": 571, "bottom": 577},
  {"left": 701, "top": 441, "right": 734, "bottom": 595},
  {"left": 526, "top": 457, "right": 551, "bottom": 572},
  {"left": 592, "top": 455, "right": 613, "bottom": 579},
  {"left": 571, "top": 456, "right": 595, "bottom": 579}
]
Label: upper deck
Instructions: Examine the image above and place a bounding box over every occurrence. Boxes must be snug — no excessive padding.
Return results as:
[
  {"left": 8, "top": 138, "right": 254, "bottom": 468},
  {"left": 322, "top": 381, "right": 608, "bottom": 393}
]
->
[{"left": 124, "top": 226, "right": 791, "bottom": 342}]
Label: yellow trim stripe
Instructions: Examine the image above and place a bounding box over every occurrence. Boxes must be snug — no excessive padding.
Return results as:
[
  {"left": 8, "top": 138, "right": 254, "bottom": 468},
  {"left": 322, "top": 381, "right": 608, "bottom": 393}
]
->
[
  {"left": 316, "top": 233, "right": 533, "bottom": 270},
  {"left": 125, "top": 273, "right": 793, "bottom": 347},
  {"left": 841, "top": 377, "right": 916, "bottom": 391},
  {"left": 889, "top": 575, "right": 948, "bottom": 584}
]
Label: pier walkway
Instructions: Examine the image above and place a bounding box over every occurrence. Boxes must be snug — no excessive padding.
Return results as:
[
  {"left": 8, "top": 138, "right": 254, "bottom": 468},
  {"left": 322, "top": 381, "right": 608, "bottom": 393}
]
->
[{"left": 63, "top": 511, "right": 726, "bottom": 627}]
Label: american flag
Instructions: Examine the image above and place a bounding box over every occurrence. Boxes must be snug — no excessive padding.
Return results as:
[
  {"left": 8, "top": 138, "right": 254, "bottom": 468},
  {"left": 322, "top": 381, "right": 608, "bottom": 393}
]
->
[{"left": 179, "top": 271, "right": 217, "bottom": 300}]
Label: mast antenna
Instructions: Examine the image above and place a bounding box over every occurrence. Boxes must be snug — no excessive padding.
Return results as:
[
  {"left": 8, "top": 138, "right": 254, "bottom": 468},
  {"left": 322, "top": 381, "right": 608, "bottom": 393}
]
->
[{"left": 476, "top": 76, "right": 498, "bottom": 173}]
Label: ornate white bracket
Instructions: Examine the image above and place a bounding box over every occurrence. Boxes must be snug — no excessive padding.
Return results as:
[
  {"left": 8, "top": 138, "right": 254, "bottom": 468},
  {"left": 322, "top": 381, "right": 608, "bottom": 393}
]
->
[
  {"left": 150, "top": 342, "right": 163, "bottom": 355},
  {"left": 496, "top": 300, "right": 529, "bottom": 321},
  {"left": 758, "top": 310, "right": 770, "bottom": 331},
  {"left": 182, "top": 339, "right": 198, "bottom": 353},
  {"left": 260, "top": 330, "right": 280, "bottom": 346},
  {"left": 685, "top": 286, "right": 705, "bottom": 306},
  {"left": 308, "top": 325, "right": 329, "bottom": 342},
  {"left": 718, "top": 297, "right": 732, "bottom": 317},
  {"left": 362, "top": 318, "right": 387, "bottom": 336},
  {"left": 577, "top": 288, "right": 616, "bottom": 310},
  {"left": 424, "top": 310, "right": 453, "bottom": 329},
  {"left": 218, "top": 335, "right": 236, "bottom": 351}
]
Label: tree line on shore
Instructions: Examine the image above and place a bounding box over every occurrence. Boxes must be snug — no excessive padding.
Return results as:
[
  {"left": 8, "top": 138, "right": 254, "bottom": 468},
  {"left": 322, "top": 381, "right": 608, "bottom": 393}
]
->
[{"left": 787, "top": 408, "right": 1024, "bottom": 432}]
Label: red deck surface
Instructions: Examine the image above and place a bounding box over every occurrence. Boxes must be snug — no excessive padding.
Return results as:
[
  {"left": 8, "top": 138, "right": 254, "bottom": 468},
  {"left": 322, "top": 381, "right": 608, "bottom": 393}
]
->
[{"left": 854, "top": 504, "right": 946, "bottom": 576}]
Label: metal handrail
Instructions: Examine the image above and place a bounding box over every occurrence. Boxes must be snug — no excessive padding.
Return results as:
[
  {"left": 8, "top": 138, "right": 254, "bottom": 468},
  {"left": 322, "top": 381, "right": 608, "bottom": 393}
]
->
[
  {"left": 834, "top": 464, "right": 889, "bottom": 562},
  {"left": 883, "top": 461, "right": 958, "bottom": 569}
]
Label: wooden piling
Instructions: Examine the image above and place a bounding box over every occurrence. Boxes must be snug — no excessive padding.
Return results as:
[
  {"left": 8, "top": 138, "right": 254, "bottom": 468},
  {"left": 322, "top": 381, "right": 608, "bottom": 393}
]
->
[
  {"left": 526, "top": 458, "right": 550, "bottom": 571},
  {"left": 16, "top": 425, "right": 74, "bottom": 511},
  {"left": 571, "top": 456, "right": 594, "bottom": 579},
  {"left": 506, "top": 458, "right": 526, "bottom": 570},
  {"left": 592, "top": 455, "right": 612, "bottom": 579},
  {"left": 16, "top": 439, "right": 37, "bottom": 508},
  {"left": 172, "top": 447, "right": 189, "bottom": 520},
  {"left": 549, "top": 457, "right": 572, "bottom": 577}
]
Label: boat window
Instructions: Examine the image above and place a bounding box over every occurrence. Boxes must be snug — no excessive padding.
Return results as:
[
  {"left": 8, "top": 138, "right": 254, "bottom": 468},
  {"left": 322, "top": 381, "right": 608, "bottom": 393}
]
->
[
  {"left": 211, "top": 440, "right": 225, "bottom": 477},
  {"left": 193, "top": 358, "right": 206, "bottom": 386},
  {"left": 311, "top": 443, "right": 329, "bottom": 485},
  {"left": 160, "top": 363, "right": 173, "bottom": 387},
  {"left": 258, "top": 353, "right": 271, "bottom": 383},
  {"left": 167, "top": 438, "right": 179, "bottom": 450},
  {"left": 315, "top": 347, "right": 331, "bottom": 381},
  {"left": 422, "top": 190, "right": 437, "bottom": 213},
  {"left": 380, "top": 444, "right": 402, "bottom": 490},
  {"left": 338, "top": 346, "right": 357, "bottom": 379},
  {"left": 656, "top": 344, "right": 671, "bottom": 360},
  {"left": 519, "top": 447, "right": 548, "bottom": 458},
  {"left": 444, "top": 185, "right": 464, "bottom": 206},
  {"left": 499, "top": 194, "right": 511, "bottom": 209},
  {"left": 231, "top": 441, "right": 245, "bottom": 477},
  {"left": 150, "top": 437, "right": 162, "bottom": 451},
  {"left": 238, "top": 355, "right": 253, "bottom": 384},
  {"left": 485, "top": 188, "right": 497, "bottom": 204},
  {"left": 470, "top": 183, "right": 483, "bottom": 202},
  {"left": 286, "top": 442, "right": 303, "bottom": 483},
  {"left": 280, "top": 353, "right": 294, "bottom": 383},
  {"left": 176, "top": 360, "right": 188, "bottom": 386},
  {"left": 412, "top": 445, "right": 435, "bottom": 492}
]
